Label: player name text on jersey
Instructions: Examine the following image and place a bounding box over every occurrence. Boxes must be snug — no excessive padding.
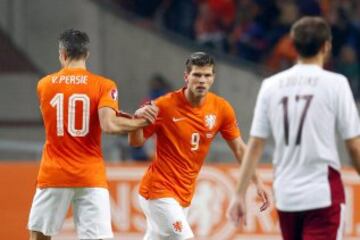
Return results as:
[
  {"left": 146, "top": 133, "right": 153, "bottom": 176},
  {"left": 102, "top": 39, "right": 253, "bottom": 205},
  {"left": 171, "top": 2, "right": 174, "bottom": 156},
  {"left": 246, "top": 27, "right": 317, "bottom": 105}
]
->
[
  {"left": 279, "top": 76, "right": 318, "bottom": 88},
  {"left": 51, "top": 75, "right": 88, "bottom": 85}
]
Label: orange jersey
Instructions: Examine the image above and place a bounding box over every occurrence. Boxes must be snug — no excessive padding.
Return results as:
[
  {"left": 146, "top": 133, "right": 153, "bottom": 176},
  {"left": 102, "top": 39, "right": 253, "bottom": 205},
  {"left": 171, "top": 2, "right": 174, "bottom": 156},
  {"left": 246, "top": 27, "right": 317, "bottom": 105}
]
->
[
  {"left": 36, "top": 68, "right": 119, "bottom": 188},
  {"left": 139, "top": 88, "right": 240, "bottom": 207}
]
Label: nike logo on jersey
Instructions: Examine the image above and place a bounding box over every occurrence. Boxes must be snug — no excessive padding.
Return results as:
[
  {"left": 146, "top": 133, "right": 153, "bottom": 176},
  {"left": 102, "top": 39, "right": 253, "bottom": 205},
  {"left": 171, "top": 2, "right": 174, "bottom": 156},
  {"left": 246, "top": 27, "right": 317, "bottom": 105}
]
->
[{"left": 172, "top": 117, "right": 186, "bottom": 122}]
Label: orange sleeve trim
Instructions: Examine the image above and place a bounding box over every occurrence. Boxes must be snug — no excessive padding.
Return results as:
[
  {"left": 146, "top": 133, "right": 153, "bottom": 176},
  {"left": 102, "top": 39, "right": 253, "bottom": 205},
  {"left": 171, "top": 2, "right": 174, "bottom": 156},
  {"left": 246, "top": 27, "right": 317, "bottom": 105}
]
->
[{"left": 222, "top": 132, "right": 241, "bottom": 141}]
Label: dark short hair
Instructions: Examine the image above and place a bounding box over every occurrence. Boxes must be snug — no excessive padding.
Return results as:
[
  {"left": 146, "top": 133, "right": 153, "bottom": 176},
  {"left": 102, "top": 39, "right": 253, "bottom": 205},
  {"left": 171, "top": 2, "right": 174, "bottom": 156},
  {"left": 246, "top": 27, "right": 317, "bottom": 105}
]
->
[
  {"left": 290, "top": 16, "right": 332, "bottom": 58},
  {"left": 58, "top": 29, "right": 89, "bottom": 60},
  {"left": 185, "top": 52, "right": 215, "bottom": 73}
]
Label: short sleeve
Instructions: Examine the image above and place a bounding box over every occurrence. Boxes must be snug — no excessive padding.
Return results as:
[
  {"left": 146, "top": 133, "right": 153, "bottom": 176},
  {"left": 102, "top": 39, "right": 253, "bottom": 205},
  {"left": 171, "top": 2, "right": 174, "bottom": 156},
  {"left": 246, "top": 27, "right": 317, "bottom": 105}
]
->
[
  {"left": 98, "top": 79, "right": 119, "bottom": 112},
  {"left": 220, "top": 100, "right": 241, "bottom": 140},
  {"left": 336, "top": 77, "right": 360, "bottom": 139},
  {"left": 250, "top": 80, "right": 271, "bottom": 138}
]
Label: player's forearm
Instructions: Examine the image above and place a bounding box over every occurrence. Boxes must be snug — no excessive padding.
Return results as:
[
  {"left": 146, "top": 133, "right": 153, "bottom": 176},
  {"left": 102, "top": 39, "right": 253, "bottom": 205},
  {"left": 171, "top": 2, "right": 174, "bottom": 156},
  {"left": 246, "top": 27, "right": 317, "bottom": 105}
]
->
[
  {"left": 232, "top": 140, "right": 261, "bottom": 186},
  {"left": 106, "top": 116, "right": 148, "bottom": 134},
  {"left": 251, "top": 171, "right": 261, "bottom": 185},
  {"left": 236, "top": 137, "right": 265, "bottom": 195},
  {"left": 236, "top": 153, "right": 259, "bottom": 195},
  {"left": 234, "top": 147, "right": 261, "bottom": 185},
  {"left": 229, "top": 137, "right": 246, "bottom": 165},
  {"left": 128, "top": 129, "right": 145, "bottom": 147},
  {"left": 234, "top": 147, "right": 245, "bottom": 165}
]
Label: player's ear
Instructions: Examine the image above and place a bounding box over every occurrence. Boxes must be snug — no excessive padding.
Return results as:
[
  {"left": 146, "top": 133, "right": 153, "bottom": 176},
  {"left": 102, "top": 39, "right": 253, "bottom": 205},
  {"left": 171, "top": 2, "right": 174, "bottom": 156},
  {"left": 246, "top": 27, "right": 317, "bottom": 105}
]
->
[
  {"left": 86, "top": 52, "right": 90, "bottom": 60},
  {"left": 59, "top": 49, "right": 66, "bottom": 65},
  {"left": 62, "top": 50, "right": 68, "bottom": 62},
  {"left": 321, "top": 41, "right": 332, "bottom": 61},
  {"left": 321, "top": 41, "right": 330, "bottom": 54},
  {"left": 325, "top": 41, "right": 331, "bottom": 54},
  {"left": 184, "top": 71, "right": 189, "bottom": 84}
]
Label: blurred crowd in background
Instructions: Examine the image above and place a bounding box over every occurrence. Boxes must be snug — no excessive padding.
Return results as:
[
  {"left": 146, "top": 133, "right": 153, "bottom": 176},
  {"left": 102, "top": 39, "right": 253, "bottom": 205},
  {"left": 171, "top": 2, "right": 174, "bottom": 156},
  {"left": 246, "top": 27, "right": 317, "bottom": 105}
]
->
[{"left": 116, "top": 0, "right": 360, "bottom": 99}]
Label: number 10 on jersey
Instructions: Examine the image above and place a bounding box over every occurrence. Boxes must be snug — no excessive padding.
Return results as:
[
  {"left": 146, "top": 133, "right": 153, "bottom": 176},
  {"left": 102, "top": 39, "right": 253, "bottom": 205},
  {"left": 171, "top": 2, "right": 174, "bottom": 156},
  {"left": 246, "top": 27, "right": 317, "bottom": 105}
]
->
[{"left": 50, "top": 93, "right": 90, "bottom": 137}]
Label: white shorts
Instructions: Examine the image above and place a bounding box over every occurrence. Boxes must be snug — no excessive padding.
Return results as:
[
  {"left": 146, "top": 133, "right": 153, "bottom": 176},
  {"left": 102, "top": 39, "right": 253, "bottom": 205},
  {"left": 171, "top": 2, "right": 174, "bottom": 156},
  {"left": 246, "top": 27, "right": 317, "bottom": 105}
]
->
[
  {"left": 138, "top": 195, "right": 194, "bottom": 240},
  {"left": 28, "top": 187, "right": 113, "bottom": 239}
]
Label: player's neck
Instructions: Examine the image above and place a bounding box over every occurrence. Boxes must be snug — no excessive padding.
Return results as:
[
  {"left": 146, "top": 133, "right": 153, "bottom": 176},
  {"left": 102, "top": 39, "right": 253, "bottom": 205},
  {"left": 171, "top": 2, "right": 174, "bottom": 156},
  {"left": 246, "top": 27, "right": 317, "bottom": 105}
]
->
[
  {"left": 297, "top": 54, "right": 324, "bottom": 68},
  {"left": 184, "top": 88, "right": 206, "bottom": 107},
  {"left": 63, "top": 60, "right": 87, "bottom": 70}
]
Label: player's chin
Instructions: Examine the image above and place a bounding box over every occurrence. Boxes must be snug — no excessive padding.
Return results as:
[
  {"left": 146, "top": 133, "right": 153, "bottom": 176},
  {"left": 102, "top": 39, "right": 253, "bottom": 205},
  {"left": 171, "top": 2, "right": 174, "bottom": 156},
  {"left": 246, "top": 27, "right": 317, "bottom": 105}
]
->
[{"left": 195, "top": 89, "right": 208, "bottom": 96}]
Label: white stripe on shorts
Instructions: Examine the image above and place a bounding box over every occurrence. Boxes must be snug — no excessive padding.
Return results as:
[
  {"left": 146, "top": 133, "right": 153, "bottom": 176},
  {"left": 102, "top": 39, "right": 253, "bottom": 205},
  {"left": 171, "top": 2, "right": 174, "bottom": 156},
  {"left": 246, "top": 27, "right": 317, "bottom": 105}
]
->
[{"left": 336, "top": 203, "right": 346, "bottom": 240}]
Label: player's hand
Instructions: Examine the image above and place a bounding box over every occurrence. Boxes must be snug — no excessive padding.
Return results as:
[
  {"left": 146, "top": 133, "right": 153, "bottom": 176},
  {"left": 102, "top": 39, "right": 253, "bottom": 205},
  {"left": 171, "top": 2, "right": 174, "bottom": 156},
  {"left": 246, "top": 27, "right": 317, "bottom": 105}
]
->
[
  {"left": 134, "top": 102, "right": 159, "bottom": 124},
  {"left": 227, "top": 194, "right": 247, "bottom": 226},
  {"left": 255, "top": 182, "right": 270, "bottom": 212}
]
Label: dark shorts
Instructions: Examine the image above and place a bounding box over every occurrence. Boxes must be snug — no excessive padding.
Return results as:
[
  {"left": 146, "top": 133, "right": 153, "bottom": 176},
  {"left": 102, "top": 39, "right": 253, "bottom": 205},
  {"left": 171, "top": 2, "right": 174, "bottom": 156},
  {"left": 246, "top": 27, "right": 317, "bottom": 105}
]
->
[{"left": 277, "top": 203, "right": 346, "bottom": 240}]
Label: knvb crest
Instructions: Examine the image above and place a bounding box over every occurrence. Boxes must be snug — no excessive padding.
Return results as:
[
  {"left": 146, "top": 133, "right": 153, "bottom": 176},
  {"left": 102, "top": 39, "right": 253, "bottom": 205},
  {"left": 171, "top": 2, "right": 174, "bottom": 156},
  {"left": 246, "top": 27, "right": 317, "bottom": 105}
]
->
[{"left": 205, "top": 114, "right": 216, "bottom": 130}]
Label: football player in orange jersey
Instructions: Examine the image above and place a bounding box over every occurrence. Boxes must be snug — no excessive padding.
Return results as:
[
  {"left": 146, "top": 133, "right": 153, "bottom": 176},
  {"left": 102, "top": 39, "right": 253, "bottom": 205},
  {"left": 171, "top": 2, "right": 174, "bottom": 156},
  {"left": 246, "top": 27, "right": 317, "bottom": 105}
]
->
[
  {"left": 129, "top": 52, "right": 270, "bottom": 239},
  {"left": 27, "top": 29, "right": 158, "bottom": 240}
]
